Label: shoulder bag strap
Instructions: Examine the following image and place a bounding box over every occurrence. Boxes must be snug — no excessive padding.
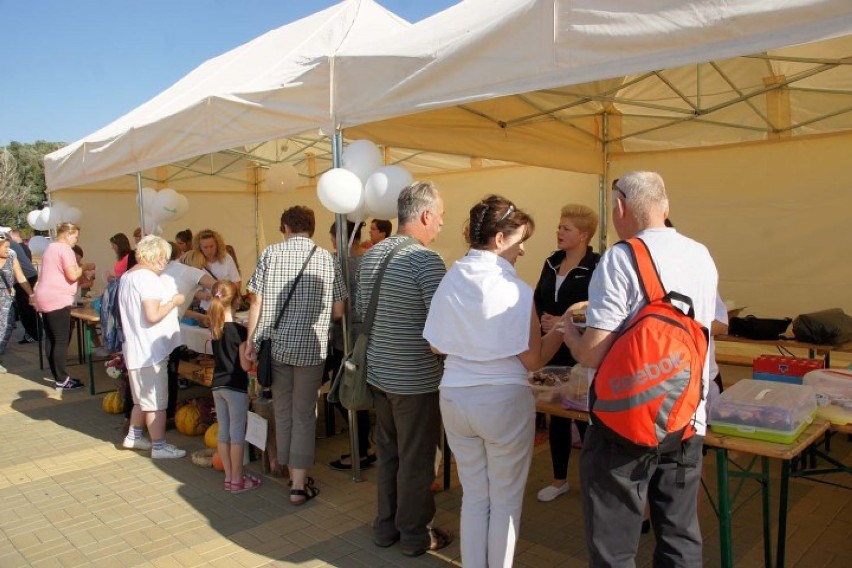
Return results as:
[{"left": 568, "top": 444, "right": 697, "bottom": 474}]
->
[
  {"left": 272, "top": 245, "right": 318, "bottom": 330},
  {"left": 361, "top": 237, "right": 417, "bottom": 336}
]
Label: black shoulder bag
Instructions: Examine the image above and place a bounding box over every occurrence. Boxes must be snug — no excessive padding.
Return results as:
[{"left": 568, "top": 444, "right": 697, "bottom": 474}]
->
[{"left": 256, "top": 245, "right": 318, "bottom": 387}]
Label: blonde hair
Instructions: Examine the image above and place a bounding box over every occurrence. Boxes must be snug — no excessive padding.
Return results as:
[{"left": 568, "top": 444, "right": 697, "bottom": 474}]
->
[
  {"left": 55, "top": 222, "right": 80, "bottom": 237},
  {"left": 180, "top": 249, "right": 207, "bottom": 269},
  {"left": 135, "top": 235, "right": 171, "bottom": 265},
  {"left": 193, "top": 229, "right": 227, "bottom": 263},
  {"left": 208, "top": 280, "right": 239, "bottom": 340},
  {"left": 560, "top": 204, "right": 599, "bottom": 241}
]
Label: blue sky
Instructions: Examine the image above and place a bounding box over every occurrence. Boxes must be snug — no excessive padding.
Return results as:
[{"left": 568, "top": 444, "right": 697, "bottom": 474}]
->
[{"left": 0, "top": 0, "right": 458, "bottom": 146}]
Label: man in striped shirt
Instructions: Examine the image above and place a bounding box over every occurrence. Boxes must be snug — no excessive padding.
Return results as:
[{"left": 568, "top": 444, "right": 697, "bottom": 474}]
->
[{"left": 357, "top": 181, "right": 451, "bottom": 557}]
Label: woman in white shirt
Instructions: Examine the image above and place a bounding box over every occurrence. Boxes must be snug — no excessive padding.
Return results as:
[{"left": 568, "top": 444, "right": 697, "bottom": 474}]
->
[{"left": 424, "top": 195, "right": 564, "bottom": 568}]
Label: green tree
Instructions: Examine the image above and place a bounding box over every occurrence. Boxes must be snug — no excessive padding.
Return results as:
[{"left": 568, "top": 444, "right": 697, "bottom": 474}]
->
[{"left": 0, "top": 140, "right": 65, "bottom": 227}]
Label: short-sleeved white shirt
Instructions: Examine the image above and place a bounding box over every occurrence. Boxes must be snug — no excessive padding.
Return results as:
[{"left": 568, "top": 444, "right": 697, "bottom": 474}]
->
[
  {"left": 708, "top": 294, "right": 729, "bottom": 379},
  {"left": 586, "top": 227, "right": 718, "bottom": 435},
  {"left": 160, "top": 261, "right": 206, "bottom": 319},
  {"left": 200, "top": 254, "right": 240, "bottom": 310},
  {"left": 119, "top": 268, "right": 181, "bottom": 370}
]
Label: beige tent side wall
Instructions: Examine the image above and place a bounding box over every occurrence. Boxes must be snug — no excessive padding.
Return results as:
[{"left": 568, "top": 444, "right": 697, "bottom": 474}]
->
[
  {"left": 54, "top": 167, "right": 598, "bottom": 299},
  {"left": 612, "top": 132, "right": 852, "bottom": 318}
]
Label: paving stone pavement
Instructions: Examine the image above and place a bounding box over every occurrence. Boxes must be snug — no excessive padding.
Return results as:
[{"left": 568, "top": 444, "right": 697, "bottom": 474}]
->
[{"left": 1, "top": 330, "right": 850, "bottom": 567}]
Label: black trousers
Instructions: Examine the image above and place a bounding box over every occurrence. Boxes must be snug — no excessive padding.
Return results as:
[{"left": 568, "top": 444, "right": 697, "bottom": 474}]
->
[
  {"left": 42, "top": 306, "right": 72, "bottom": 382},
  {"left": 548, "top": 416, "right": 588, "bottom": 480},
  {"left": 14, "top": 275, "right": 39, "bottom": 339},
  {"left": 166, "top": 346, "right": 183, "bottom": 419}
]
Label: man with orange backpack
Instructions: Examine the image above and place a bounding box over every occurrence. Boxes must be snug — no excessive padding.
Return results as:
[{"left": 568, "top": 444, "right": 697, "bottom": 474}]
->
[{"left": 563, "top": 171, "right": 718, "bottom": 567}]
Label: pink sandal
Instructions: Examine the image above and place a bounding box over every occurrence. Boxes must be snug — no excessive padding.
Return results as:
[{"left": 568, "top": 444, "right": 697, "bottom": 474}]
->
[
  {"left": 231, "top": 474, "right": 262, "bottom": 494},
  {"left": 224, "top": 480, "right": 232, "bottom": 491}
]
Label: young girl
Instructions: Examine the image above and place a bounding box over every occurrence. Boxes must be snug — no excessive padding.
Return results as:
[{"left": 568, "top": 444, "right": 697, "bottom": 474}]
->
[{"left": 208, "top": 280, "right": 261, "bottom": 493}]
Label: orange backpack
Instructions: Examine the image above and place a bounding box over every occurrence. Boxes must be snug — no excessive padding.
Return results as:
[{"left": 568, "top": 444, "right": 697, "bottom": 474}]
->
[{"left": 590, "top": 238, "right": 709, "bottom": 453}]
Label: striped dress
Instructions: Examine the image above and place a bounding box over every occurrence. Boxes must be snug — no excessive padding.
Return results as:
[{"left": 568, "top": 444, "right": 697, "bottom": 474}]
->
[{"left": 356, "top": 235, "right": 446, "bottom": 395}]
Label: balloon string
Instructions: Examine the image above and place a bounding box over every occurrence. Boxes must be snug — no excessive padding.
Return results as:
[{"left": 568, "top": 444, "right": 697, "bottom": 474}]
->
[{"left": 348, "top": 218, "right": 361, "bottom": 250}]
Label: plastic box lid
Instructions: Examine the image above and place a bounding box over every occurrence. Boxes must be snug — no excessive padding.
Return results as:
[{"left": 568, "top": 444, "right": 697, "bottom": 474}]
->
[
  {"left": 709, "top": 379, "right": 816, "bottom": 433},
  {"left": 803, "top": 369, "right": 852, "bottom": 409}
]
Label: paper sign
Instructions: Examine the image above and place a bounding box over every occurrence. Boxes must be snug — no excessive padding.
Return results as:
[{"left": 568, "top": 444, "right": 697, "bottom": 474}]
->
[{"left": 245, "top": 411, "right": 268, "bottom": 451}]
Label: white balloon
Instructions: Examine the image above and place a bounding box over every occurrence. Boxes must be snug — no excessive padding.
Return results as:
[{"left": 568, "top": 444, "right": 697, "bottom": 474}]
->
[
  {"left": 48, "top": 201, "right": 68, "bottom": 226},
  {"left": 64, "top": 206, "right": 83, "bottom": 224},
  {"left": 26, "top": 210, "right": 42, "bottom": 230},
  {"left": 29, "top": 235, "right": 51, "bottom": 256},
  {"left": 136, "top": 187, "right": 158, "bottom": 212},
  {"left": 317, "top": 168, "right": 363, "bottom": 215},
  {"left": 142, "top": 213, "right": 159, "bottom": 235},
  {"left": 173, "top": 194, "right": 190, "bottom": 219},
  {"left": 346, "top": 200, "right": 372, "bottom": 224},
  {"left": 152, "top": 188, "right": 183, "bottom": 221},
  {"left": 341, "top": 140, "right": 383, "bottom": 185},
  {"left": 265, "top": 163, "right": 300, "bottom": 193},
  {"left": 38, "top": 208, "right": 52, "bottom": 231},
  {"left": 364, "top": 165, "right": 414, "bottom": 220}
]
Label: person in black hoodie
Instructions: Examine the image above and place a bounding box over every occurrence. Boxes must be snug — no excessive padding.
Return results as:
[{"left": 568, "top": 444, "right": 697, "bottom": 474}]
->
[{"left": 533, "top": 204, "right": 599, "bottom": 502}]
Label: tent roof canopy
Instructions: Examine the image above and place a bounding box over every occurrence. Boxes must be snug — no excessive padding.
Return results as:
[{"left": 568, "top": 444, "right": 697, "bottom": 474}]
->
[{"left": 46, "top": 0, "right": 852, "bottom": 190}]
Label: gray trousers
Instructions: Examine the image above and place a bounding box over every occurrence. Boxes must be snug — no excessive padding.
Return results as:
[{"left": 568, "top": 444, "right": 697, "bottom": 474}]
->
[
  {"left": 270, "top": 360, "right": 324, "bottom": 469},
  {"left": 580, "top": 425, "right": 704, "bottom": 568},
  {"left": 370, "top": 385, "right": 442, "bottom": 551}
]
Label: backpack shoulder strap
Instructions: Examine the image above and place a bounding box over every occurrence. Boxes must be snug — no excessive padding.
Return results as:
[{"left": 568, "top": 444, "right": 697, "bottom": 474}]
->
[{"left": 623, "top": 237, "right": 665, "bottom": 304}]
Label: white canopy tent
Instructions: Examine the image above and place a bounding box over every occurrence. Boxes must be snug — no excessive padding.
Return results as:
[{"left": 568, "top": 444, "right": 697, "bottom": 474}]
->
[{"left": 44, "top": 0, "right": 852, "bottom": 316}]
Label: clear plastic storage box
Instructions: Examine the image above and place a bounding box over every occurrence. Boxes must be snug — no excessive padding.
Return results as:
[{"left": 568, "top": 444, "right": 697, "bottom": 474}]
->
[
  {"left": 709, "top": 380, "right": 816, "bottom": 443},
  {"left": 803, "top": 369, "right": 852, "bottom": 425},
  {"left": 529, "top": 366, "right": 571, "bottom": 403}
]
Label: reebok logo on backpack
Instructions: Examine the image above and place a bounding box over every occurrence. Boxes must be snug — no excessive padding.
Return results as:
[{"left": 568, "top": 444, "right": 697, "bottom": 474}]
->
[{"left": 590, "top": 238, "right": 709, "bottom": 452}]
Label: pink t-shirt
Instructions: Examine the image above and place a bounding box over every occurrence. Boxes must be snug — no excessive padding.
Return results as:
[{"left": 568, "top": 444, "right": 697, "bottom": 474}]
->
[
  {"left": 34, "top": 242, "right": 78, "bottom": 313},
  {"left": 114, "top": 254, "right": 129, "bottom": 277}
]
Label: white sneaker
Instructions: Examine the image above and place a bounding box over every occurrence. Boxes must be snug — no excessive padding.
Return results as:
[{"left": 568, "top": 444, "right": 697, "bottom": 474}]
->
[
  {"left": 152, "top": 444, "right": 186, "bottom": 459},
  {"left": 122, "top": 436, "right": 152, "bottom": 451},
  {"left": 537, "top": 482, "right": 570, "bottom": 502}
]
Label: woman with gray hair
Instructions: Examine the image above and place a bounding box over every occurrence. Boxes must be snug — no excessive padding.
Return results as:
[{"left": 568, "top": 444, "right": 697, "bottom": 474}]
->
[{"left": 118, "top": 235, "right": 187, "bottom": 459}]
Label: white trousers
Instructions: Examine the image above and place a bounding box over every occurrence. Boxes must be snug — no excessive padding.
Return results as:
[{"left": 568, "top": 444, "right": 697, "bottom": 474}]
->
[{"left": 440, "top": 384, "right": 535, "bottom": 568}]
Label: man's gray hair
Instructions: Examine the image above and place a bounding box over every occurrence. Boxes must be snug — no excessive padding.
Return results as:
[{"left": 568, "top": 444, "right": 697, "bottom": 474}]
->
[
  {"left": 135, "top": 235, "right": 172, "bottom": 265},
  {"left": 614, "top": 171, "right": 669, "bottom": 223},
  {"left": 397, "top": 181, "right": 440, "bottom": 226}
]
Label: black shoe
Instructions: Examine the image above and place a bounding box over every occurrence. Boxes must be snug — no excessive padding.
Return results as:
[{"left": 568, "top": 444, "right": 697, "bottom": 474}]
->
[
  {"left": 18, "top": 335, "right": 36, "bottom": 344},
  {"left": 400, "top": 527, "right": 453, "bottom": 557},
  {"left": 329, "top": 453, "right": 376, "bottom": 471}
]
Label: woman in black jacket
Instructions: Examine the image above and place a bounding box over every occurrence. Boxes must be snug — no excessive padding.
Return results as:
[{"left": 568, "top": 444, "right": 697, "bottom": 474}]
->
[{"left": 533, "top": 204, "right": 599, "bottom": 502}]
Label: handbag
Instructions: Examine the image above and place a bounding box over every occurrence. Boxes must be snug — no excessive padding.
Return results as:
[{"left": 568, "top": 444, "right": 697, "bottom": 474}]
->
[
  {"left": 256, "top": 245, "right": 318, "bottom": 388},
  {"left": 728, "top": 314, "right": 792, "bottom": 340},
  {"left": 328, "top": 237, "right": 415, "bottom": 410}
]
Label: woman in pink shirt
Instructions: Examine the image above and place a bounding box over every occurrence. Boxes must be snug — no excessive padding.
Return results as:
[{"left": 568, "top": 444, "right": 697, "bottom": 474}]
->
[
  {"left": 33, "top": 223, "right": 95, "bottom": 390},
  {"left": 107, "top": 233, "right": 132, "bottom": 282}
]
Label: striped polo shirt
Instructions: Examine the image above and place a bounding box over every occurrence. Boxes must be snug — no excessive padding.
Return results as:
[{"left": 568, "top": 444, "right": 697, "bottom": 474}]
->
[{"left": 357, "top": 235, "right": 446, "bottom": 395}]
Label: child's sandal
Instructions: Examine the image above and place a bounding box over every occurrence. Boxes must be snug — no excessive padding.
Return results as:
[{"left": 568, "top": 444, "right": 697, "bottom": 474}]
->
[
  {"left": 231, "top": 474, "right": 262, "bottom": 494},
  {"left": 224, "top": 480, "right": 232, "bottom": 491}
]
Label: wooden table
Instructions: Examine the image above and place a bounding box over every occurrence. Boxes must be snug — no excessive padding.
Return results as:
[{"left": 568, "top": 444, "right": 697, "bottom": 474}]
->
[
  {"left": 534, "top": 399, "right": 834, "bottom": 568},
  {"left": 716, "top": 334, "right": 852, "bottom": 368},
  {"left": 70, "top": 307, "right": 100, "bottom": 395},
  {"left": 704, "top": 420, "right": 830, "bottom": 568}
]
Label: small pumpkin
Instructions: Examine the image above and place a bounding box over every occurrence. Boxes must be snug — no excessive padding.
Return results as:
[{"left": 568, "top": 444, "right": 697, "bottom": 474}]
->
[
  {"left": 204, "top": 422, "right": 219, "bottom": 449},
  {"left": 102, "top": 391, "right": 124, "bottom": 414},
  {"left": 175, "top": 404, "right": 206, "bottom": 436},
  {"left": 211, "top": 451, "right": 224, "bottom": 471}
]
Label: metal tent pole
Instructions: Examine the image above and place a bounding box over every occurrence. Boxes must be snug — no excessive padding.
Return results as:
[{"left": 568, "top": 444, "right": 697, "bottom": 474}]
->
[{"left": 331, "top": 131, "right": 362, "bottom": 482}]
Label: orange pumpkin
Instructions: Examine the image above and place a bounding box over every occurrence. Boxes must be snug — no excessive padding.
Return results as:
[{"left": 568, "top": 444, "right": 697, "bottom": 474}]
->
[
  {"left": 175, "top": 404, "right": 206, "bottom": 436},
  {"left": 204, "top": 423, "right": 219, "bottom": 449},
  {"left": 102, "top": 391, "right": 124, "bottom": 414},
  {"left": 211, "top": 451, "right": 224, "bottom": 471}
]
